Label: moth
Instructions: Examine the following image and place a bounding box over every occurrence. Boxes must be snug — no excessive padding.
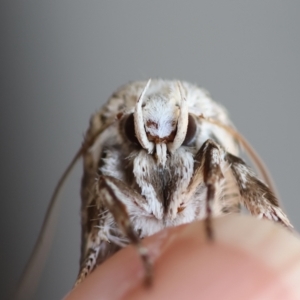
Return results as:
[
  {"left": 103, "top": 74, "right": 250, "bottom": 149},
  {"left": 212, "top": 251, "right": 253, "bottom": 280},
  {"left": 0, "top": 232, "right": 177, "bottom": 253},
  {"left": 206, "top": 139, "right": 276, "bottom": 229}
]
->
[
  {"left": 16, "top": 79, "right": 293, "bottom": 299},
  {"left": 76, "top": 78, "right": 293, "bottom": 284}
]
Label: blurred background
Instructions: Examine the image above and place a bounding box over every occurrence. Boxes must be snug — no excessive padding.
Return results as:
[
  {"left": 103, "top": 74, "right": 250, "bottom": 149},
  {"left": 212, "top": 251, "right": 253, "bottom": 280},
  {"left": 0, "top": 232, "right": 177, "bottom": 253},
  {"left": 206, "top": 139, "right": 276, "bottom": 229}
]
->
[{"left": 1, "top": 1, "right": 300, "bottom": 299}]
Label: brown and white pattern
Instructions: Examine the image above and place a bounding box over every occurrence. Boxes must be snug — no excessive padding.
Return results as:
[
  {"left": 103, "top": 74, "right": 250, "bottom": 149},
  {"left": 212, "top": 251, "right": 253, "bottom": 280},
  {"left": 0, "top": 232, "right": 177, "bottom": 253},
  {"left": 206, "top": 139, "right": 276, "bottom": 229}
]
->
[{"left": 74, "top": 79, "right": 292, "bottom": 285}]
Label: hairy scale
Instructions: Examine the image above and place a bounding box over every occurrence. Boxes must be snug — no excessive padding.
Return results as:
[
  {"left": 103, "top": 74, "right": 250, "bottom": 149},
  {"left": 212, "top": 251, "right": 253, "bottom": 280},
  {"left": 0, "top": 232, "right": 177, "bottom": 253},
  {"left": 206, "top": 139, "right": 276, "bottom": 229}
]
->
[
  {"left": 14, "top": 80, "right": 293, "bottom": 300},
  {"left": 76, "top": 79, "right": 292, "bottom": 285}
]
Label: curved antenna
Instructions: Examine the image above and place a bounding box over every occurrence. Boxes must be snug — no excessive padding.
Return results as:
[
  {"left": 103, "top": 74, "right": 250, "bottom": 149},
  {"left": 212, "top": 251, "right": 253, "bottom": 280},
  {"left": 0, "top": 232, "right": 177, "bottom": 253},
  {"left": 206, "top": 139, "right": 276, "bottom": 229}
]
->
[
  {"left": 199, "top": 116, "right": 279, "bottom": 199},
  {"left": 14, "top": 149, "right": 82, "bottom": 300},
  {"left": 14, "top": 120, "right": 114, "bottom": 300}
]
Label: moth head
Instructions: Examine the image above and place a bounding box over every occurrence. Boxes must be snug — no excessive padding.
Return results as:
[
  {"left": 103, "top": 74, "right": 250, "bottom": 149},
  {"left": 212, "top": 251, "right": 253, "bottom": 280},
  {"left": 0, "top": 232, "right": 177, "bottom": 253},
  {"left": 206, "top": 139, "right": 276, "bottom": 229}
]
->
[{"left": 123, "top": 79, "right": 197, "bottom": 166}]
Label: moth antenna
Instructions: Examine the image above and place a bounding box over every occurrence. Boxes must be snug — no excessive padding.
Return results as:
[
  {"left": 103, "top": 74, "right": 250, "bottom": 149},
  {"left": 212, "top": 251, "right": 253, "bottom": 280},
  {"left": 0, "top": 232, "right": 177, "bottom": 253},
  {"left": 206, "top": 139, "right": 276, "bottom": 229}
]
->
[
  {"left": 134, "top": 79, "right": 154, "bottom": 153},
  {"left": 167, "top": 81, "right": 189, "bottom": 153},
  {"left": 14, "top": 149, "right": 81, "bottom": 300},
  {"left": 14, "top": 120, "right": 114, "bottom": 300},
  {"left": 199, "top": 116, "right": 279, "bottom": 199}
]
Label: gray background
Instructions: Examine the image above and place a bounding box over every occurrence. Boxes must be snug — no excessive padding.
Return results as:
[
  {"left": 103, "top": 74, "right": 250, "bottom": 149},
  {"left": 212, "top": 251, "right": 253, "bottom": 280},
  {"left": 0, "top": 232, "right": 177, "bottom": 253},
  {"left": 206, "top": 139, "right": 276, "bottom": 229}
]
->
[{"left": 1, "top": 1, "right": 300, "bottom": 299}]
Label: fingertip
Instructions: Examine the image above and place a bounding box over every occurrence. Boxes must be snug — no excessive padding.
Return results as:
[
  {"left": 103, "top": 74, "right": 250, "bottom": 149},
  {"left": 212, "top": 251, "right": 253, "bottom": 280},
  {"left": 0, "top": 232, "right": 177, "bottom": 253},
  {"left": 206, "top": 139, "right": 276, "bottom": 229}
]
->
[{"left": 65, "top": 215, "right": 300, "bottom": 300}]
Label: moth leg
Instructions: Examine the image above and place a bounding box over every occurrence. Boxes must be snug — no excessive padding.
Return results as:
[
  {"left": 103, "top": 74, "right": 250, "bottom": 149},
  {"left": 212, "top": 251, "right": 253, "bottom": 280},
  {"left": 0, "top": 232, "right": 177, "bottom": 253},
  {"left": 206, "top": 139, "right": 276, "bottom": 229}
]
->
[
  {"left": 225, "top": 153, "right": 293, "bottom": 228},
  {"left": 219, "top": 169, "right": 242, "bottom": 214},
  {"left": 98, "top": 175, "right": 153, "bottom": 285},
  {"left": 188, "top": 139, "right": 225, "bottom": 239},
  {"left": 75, "top": 202, "right": 118, "bottom": 286},
  {"left": 75, "top": 245, "right": 100, "bottom": 286}
]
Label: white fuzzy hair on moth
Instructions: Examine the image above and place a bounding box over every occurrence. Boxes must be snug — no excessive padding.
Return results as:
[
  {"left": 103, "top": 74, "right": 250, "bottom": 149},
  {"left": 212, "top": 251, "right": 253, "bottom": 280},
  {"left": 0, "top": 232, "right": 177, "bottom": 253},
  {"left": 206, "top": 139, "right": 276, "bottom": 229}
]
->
[
  {"left": 143, "top": 95, "right": 178, "bottom": 138},
  {"left": 142, "top": 84, "right": 181, "bottom": 139},
  {"left": 15, "top": 79, "right": 293, "bottom": 300}
]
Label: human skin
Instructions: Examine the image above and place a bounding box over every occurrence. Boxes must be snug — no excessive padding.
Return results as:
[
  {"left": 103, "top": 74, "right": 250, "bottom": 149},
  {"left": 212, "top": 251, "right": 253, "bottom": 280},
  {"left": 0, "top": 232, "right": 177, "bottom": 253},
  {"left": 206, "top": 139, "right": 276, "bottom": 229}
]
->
[{"left": 65, "top": 215, "right": 300, "bottom": 300}]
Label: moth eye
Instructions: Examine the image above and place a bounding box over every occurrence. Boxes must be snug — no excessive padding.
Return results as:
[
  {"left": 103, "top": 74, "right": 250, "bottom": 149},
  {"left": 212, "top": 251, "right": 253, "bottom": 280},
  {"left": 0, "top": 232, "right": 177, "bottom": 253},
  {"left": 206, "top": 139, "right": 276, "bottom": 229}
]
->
[
  {"left": 182, "top": 114, "right": 197, "bottom": 146},
  {"left": 124, "top": 113, "right": 140, "bottom": 146}
]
